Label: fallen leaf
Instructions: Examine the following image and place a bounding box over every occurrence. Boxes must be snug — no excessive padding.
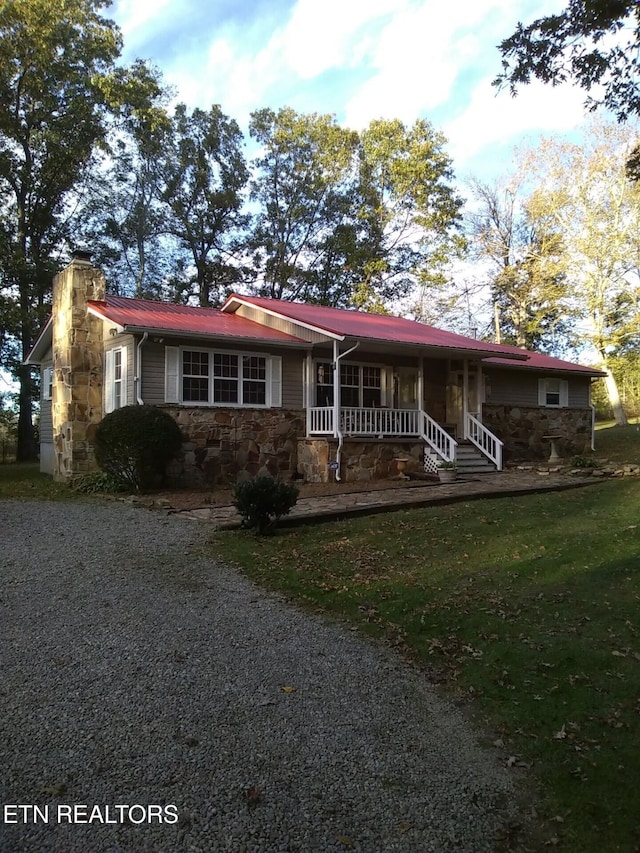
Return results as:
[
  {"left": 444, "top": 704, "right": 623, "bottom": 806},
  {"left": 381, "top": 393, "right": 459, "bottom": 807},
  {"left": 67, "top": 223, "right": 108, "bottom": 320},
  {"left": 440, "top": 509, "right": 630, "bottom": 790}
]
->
[
  {"left": 244, "top": 786, "right": 262, "bottom": 806},
  {"left": 281, "top": 685, "right": 296, "bottom": 694},
  {"left": 336, "top": 835, "right": 354, "bottom": 847},
  {"left": 553, "top": 725, "right": 567, "bottom": 740},
  {"left": 39, "top": 782, "right": 67, "bottom": 796}
]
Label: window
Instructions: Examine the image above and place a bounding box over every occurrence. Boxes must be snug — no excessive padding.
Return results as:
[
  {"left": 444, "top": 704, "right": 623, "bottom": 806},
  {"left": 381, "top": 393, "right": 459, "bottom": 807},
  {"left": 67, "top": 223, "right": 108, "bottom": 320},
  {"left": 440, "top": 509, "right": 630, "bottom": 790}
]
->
[
  {"left": 42, "top": 366, "right": 53, "bottom": 401},
  {"left": 316, "top": 362, "right": 334, "bottom": 407},
  {"left": 183, "top": 350, "right": 210, "bottom": 403},
  {"left": 315, "top": 361, "right": 383, "bottom": 408},
  {"left": 165, "top": 347, "right": 280, "bottom": 408},
  {"left": 362, "top": 366, "right": 382, "bottom": 408},
  {"left": 539, "top": 377, "right": 568, "bottom": 408},
  {"left": 242, "top": 356, "right": 266, "bottom": 405},
  {"left": 340, "top": 364, "right": 360, "bottom": 407},
  {"left": 105, "top": 347, "right": 127, "bottom": 413}
]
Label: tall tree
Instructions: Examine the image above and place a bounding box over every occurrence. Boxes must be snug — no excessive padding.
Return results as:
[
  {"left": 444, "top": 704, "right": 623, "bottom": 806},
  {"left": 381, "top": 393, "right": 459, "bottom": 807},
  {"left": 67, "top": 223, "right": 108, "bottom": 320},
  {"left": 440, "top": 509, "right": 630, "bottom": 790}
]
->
[
  {"left": 159, "top": 104, "right": 248, "bottom": 307},
  {"left": 77, "top": 95, "right": 174, "bottom": 298},
  {"left": 526, "top": 122, "right": 640, "bottom": 424},
  {"left": 0, "top": 0, "right": 162, "bottom": 459},
  {"left": 466, "top": 177, "right": 570, "bottom": 350},
  {"left": 357, "top": 118, "right": 464, "bottom": 313},
  {"left": 248, "top": 107, "right": 358, "bottom": 303},
  {"left": 494, "top": 0, "right": 640, "bottom": 121}
]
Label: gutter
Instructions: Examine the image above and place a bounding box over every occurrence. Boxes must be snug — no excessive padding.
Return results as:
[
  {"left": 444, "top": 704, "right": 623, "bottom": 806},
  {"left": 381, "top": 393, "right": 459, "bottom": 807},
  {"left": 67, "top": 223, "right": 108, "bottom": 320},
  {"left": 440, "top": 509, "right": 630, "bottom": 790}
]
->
[
  {"left": 333, "top": 340, "right": 360, "bottom": 482},
  {"left": 135, "top": 332, "right": 148, "bottom": 405}
]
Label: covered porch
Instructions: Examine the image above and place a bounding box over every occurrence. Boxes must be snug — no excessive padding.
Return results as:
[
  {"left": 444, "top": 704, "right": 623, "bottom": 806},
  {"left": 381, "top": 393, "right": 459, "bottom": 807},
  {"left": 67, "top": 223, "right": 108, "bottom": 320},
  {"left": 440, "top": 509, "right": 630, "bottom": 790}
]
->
[{"left": 303, "top": 343, "right": 504, "bottom": 474}]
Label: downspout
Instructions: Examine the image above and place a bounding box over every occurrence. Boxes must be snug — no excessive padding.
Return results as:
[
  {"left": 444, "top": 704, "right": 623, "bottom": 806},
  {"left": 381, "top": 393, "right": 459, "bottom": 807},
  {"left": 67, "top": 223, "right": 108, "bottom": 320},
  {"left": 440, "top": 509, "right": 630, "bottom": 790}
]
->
[
  {"left": 333, "top": 340, "right": 360, "bottom": 482},
  {"left": 135, "top": 332, "right": 148, "bottom": 405}
]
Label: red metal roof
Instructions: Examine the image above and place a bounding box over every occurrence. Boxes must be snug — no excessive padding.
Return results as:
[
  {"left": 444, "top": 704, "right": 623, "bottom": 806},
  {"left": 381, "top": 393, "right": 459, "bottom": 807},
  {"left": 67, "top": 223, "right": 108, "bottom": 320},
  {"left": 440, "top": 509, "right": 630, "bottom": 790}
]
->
[
  {"left": 87, "top": 295, "right": 306, "bottom": 344},
  {"left": 484, "top": 345, "right": 605, "bottom": 376},
  {"left": 223, "top": 294, "right": 530, "bottom": 359},
  {"left": 223, "top": 294, "right": 604, "bottom": 374}
]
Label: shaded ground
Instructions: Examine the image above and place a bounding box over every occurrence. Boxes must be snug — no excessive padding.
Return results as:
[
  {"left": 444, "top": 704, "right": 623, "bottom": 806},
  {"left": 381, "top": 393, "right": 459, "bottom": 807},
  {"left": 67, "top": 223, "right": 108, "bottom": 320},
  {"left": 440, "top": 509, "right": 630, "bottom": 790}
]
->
[{"left": 155, "top": 475, "right": 436, "bottom": 512}]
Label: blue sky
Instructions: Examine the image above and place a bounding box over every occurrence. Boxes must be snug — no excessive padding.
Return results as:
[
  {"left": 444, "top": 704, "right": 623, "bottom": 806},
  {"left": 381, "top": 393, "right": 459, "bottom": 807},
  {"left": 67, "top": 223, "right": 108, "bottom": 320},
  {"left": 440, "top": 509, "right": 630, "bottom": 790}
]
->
[{"left": 110, "top": 0, "right": 596, "bottom": 189}]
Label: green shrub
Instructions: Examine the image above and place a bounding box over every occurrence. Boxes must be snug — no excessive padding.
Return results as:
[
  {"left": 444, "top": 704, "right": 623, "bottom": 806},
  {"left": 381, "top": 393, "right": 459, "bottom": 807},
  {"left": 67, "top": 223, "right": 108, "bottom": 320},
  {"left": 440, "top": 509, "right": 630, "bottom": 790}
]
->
[
  {"left": 570, "top": 454, "right": 599, "bottom": 469},
  {"left": 233, "top": 475, "right": 299, "bottom": 534},
  {"left": 94, "top": 405, "right": 182, "bottom": 491},
  {"left": 71, "top": 470, "right": 130, "bottom": 494}
]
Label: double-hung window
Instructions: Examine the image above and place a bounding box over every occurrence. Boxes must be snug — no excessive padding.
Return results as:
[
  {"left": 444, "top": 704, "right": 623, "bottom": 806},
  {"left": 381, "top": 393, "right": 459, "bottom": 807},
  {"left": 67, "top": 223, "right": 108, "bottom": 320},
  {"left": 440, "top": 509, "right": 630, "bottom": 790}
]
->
[
  {"left": 315, "top": 361, "right": 383, "bottom": 408},
  {"left": 42, "top": 366, "right": 53, "bottom": 401},
  {"left": 538, "top": 377, "right": 568, "bottom": 408},
  {"left": 105, "top": 347, "right": 126, "bottom": 413},
  {"left": 166, "top": 347, "right": 280, "bottom": 408}
]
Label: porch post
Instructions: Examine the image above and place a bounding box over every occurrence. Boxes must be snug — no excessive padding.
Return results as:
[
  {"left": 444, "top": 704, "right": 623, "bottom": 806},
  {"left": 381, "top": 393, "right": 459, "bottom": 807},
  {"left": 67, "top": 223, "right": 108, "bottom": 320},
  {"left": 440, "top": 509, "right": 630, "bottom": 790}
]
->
[
  {"left": 305, "top": 351, "right": 313, "bottom": 435},
  {"left": 418, "top": 357, "right": 424, "bottom": 412},
  {"left": 462, "top": 358, "right": 469, "bottom": 439},
  {"left": 476, "top": 362, "right": 483, "bottom": 420},
  {"left": 333, "top": 339, "right": 340, "bottom": 438}
]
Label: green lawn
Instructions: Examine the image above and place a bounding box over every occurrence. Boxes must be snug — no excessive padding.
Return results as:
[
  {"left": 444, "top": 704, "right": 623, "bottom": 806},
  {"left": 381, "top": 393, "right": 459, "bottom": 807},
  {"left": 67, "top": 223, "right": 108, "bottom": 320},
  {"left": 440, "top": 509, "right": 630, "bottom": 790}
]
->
[
  {"left": 594, "top": 421, "right": 640, "bottom": 466},
  {"left": 211, "top": 479, "right": 640, "bottom": 851},
  {"left": 0, "top": 462, "right": 75, "bottom": 500}
]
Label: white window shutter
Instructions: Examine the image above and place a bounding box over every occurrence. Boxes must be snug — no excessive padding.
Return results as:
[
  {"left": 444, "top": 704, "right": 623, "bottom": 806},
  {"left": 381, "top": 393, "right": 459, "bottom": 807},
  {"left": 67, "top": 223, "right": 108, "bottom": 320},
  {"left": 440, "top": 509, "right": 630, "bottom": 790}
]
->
[
  {"left": 538, "top": 379, "right": 546, "bottom": 407},
  {"left": 560, "top": 379, "right": 569, "bottom": 407},
  {"left": 382, "top": 367, "right": 393, "bottom": 407},
  {"left": 165, "top": 346, "right": 180, "bottom": 403},
  {"left": 270, "top": 356, "right": 282, "bottom": 407},
  {"left": 120, "top": 346, "right": 128, "bottom": 406}
]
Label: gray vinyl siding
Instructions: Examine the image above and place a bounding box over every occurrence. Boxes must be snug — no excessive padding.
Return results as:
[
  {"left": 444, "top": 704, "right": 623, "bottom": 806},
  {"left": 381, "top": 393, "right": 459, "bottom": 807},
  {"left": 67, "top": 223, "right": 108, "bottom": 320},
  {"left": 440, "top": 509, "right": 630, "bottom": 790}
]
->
[
  {"left": 484, "top": 368, "right": 591, "bottom": 408},
  {"left": 235, "top": 304, "right": 328, "bottom": 343},
  {"left": 140, "top": 339, "right": 304, "bottom": 408}
]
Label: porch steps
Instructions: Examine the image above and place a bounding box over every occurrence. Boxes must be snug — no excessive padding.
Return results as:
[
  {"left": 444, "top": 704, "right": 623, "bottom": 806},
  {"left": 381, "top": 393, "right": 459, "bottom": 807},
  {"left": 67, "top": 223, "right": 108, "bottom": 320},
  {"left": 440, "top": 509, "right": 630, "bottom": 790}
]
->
[{"left": 455, "top": 442, "right": 498, "bottom": 474}]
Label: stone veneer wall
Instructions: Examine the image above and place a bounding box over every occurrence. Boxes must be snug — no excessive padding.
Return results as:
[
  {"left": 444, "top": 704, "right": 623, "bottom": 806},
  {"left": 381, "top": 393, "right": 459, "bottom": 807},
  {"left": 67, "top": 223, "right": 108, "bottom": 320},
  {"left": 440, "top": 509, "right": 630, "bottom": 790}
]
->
[
  {"left": 297, "top": 438, "right": 425, "bottom": 483},
  {"left": 482, "top": 404, "right": 593, "bottom": 461},
  {"left": 163, "top": 406, "right": 306, "bottom": 486},
  {"left": 51, "top": 256, "right": 106, "bottom": 481}
]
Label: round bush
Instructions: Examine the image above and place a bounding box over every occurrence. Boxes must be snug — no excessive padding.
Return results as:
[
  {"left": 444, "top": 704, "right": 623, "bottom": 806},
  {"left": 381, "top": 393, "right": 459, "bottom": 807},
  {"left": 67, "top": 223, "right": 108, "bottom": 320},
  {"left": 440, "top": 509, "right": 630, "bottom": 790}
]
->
[
  {"left": 94, "top": 405, "right": 183, "bottom": 491},
  {"left": 233, "top": 475, "right": 299, "bottom": 534}
]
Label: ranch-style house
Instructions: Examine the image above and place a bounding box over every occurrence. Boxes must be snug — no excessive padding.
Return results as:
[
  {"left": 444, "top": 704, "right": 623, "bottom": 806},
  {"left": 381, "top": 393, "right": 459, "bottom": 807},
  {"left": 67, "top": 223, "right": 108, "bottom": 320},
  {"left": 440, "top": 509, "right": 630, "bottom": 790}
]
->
[{"left": 26, "top": 252, "right": 604, "bottom": 485}]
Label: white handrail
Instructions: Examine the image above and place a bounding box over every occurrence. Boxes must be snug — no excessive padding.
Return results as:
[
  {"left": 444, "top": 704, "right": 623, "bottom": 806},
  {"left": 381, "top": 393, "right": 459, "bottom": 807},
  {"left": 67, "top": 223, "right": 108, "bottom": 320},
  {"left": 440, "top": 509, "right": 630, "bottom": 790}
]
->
[
  {"left": 308, "top": 407, "right": 421, "bottom": 437},
  {"left": 420, "top": 411, "right": 457, "bottom": 462},
  {"left": 466, "top": 412, "right": 503, "bottom": 470}
]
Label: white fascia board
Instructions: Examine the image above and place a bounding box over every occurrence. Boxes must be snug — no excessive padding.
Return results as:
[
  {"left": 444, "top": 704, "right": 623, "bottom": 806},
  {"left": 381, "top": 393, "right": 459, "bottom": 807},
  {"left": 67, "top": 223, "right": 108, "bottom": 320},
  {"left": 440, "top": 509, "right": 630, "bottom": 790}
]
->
[
  {"left": 24, "top": 318, "right": 53, "bottom": 364},
  {"left": 87, "top": 304, "right": 124, "bottom": 333},
  {"left": 222, "top": 296, "right": 344, "bottom": 342}
]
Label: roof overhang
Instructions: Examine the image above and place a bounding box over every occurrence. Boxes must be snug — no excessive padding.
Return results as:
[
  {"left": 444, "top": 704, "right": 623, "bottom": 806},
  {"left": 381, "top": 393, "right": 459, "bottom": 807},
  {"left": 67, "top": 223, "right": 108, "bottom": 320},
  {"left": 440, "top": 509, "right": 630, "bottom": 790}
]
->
[
  {"left": 222, "top": 294, "right": 345, "bottom": 341},
  {"left": 24, "top": 318, "right": 52, "bottom": 365}
]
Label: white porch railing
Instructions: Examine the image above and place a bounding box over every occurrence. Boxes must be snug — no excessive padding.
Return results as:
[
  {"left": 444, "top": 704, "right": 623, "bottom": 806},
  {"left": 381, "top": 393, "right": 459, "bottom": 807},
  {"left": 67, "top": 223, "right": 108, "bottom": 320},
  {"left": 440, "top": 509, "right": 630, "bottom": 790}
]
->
[
  {"left": 307, "top": 406, "right": 501, "bottom": 469},
  {"left": 308, "top": 406, "right": 421, "bottom": 437},
  {"left": 466, "top": 412, "right": 503, "bottom": 470},
  {"left": 420, "top": 410, "right": 457, "bottom": 462},
  {"left": 308, "top": 406, "right": 334, "bottom": 435}
]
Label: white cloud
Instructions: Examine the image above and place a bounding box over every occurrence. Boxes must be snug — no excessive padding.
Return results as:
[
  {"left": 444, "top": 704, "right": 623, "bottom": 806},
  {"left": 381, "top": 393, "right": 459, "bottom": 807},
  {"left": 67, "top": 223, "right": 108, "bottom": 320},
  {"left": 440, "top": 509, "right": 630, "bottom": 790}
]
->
[
  {"left": 111, "top": 0, "right": 173, "bottom": 40},
  {"left": 110, "top": 0, "right": 597, "bottom": 182},
  {"left": 443, "top": 75, "right": 589, "bottom": 174}
]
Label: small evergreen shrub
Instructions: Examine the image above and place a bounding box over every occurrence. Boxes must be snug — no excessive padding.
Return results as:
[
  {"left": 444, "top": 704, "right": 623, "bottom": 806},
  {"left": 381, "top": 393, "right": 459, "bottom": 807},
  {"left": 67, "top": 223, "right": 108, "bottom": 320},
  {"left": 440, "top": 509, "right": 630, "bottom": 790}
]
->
[
  {"left": 233, "top": 475, "right": 299, "bottom": 534},
  {"left": 94, "top": 405, "right": 183, "bottom": 491}
]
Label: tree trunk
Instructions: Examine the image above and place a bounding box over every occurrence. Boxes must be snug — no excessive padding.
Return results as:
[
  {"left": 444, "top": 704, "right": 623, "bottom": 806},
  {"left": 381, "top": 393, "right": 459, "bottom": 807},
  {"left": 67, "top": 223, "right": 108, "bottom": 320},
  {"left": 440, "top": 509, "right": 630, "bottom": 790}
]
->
[
  {"left": 601, "top": 362, "right": 628, "bottom": 426},
  {"left": 16, "top": 364, "right": 37, "bottom": 462}
]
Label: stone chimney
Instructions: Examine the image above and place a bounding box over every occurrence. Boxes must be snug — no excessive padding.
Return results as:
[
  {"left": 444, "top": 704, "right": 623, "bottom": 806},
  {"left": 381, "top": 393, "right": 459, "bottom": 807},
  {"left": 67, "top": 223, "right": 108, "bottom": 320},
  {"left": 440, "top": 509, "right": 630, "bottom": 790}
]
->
[{"left": 51, "top": 252, "right": 106, "bottom": 481}]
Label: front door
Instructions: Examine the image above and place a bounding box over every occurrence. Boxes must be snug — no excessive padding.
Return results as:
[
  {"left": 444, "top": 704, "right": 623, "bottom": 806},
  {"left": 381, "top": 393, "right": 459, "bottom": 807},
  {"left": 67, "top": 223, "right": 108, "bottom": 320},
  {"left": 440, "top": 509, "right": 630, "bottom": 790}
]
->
[
  {"left": 446, "top": 363, "right": 480, "bottom": 436},
  {"left": 397, "top": 367, "right": 418, "bottom": 409}
]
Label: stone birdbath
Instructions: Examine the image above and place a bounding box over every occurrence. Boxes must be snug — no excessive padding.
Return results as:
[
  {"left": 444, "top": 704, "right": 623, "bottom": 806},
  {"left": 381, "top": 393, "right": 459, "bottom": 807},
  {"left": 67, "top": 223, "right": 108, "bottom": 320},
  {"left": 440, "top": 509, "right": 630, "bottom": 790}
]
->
[{"left": 543, "top": 434, "right": 562, "bottom": 463}]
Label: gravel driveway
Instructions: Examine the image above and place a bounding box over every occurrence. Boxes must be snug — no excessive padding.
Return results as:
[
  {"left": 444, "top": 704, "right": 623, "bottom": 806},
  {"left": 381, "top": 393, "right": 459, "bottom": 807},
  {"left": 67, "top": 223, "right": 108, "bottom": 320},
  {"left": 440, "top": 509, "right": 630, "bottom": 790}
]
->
[{"left": 1, "top": 500, "right": 523, "bottom": 852}]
